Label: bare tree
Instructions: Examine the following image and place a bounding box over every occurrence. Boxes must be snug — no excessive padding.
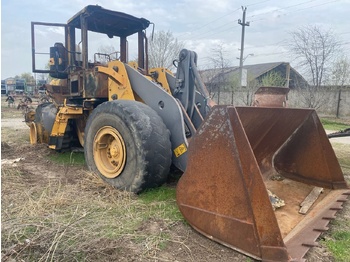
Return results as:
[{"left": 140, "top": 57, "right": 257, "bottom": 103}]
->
[
  {"left": 19, "top": 73, "right": 34, "bottom": 83},
  {"left": 288, "top": 25, "right": 341, "bottom": 88},
  {"left": 331, "top": 56, "right": 350, "bottom": 87},
  {"left": 288, "top": 25, "right": 341, "bottom": 108},
  {"left": 96, "top": 45, "right": 118, "bottom": 64},
  {"left": 207, "top": 43, "right": 232, "bottom": 104},
  {"left": 236, "top": 73, "right": 260, "bottom": 106},
  {"left": 210, "top": 43, "right": 231, "bottom": 71},
  {"left": 148, "top": 30, "right": 184, "bottom": 70}
]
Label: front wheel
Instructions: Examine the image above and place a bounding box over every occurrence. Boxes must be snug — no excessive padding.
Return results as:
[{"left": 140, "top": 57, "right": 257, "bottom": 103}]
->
[{"left": 84, "top": 100, "right": 172, "bottom": 193}]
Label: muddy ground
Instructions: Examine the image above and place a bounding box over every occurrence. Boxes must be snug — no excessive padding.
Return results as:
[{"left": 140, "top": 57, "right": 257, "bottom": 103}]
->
[{"left": 1, "top": 99, "right": 349, "bottom": 262}]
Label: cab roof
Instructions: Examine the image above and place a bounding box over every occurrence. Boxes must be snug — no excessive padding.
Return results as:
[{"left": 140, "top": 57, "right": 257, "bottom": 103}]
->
[{"left": 67, "top": 5, "right": 151, "bottom": 37}]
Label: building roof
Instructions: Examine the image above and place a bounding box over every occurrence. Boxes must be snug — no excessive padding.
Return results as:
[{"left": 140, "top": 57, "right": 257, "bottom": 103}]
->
[
  {"left": 200, "top": 62, "right": 308, "bottom": 89},
  {"left": 243, "top": 62, "right": 285, "bottom": 79}
]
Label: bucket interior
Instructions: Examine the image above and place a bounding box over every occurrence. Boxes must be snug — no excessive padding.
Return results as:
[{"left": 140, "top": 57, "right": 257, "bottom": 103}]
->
[{"left": 177, "top": 106, "right": 348, "bottom": 261}]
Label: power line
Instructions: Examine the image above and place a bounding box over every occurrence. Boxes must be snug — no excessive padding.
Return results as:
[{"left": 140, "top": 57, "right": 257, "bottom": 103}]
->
[
  {"left": 249, "top": 41, "right": 350, "bottom": 58},
  {"left": 179, "top": 0, "right": 338, "bottom": 42},
  {"left": 191, "top": 0, "right": 346, "bottom": 45},
  {"left": 254, "top": 51, "right": 287, "bottom": 57},
  {"left": 247, "top": 0, "right": 272, "bottom": 7},
  {"left": 177, "top": 0, "right": 348, "bottom": 61},
  {"left": 247, "top": 0, "right": 319, "bottom": 19},
  {"left": 177, "top": 7, "right": 241, "bottom": 39},
  {"left": 250, "top": 0, "right": 340, "bottom": 23},
  {"left": 245, "top": 40, "right": 286, "bottom": 50},
  {"left": 179, "top": 4, "right": 265, "bottom": 41},
  {"left": 194, "top": 23, "right": 240, "bottom": 41}
]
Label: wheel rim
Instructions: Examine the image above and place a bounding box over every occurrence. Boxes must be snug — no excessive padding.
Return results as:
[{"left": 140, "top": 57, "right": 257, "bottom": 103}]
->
[{"left": 93, "top": 126, "right": 126, "bottom": 178}]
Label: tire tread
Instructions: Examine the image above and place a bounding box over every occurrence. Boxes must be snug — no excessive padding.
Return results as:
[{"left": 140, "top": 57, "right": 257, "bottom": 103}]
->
[{"left": 84, "top": 100, "right": 171, "bottom": 193}]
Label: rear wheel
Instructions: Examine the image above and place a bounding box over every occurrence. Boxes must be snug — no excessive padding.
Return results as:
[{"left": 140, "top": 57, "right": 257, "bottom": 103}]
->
[{"left": 84, "top": 100, "right": 172, "bottom": 193}]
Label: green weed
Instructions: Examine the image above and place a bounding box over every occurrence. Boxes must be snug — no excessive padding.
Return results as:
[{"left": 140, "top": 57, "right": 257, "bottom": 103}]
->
[
  {"left": 139, "top": 186, "right": 184, "bottom": 221},
  {"left": 320, "top": 118, "right": 350, "bottom": 131},
  {"left": 139, "top": 186, "right": 176, "bottom": 203},
  {"left": 324, "top": 231, "right": 350, "bottom": 262},
  {"left": 48, "top": 151, "right": 85, "bottom": 165}
]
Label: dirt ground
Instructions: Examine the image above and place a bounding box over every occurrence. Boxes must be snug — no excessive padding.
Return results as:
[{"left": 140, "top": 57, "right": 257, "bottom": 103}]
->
[
  {"left": 0, "top": 104, "right": 248, "bottom": 261},
  {"left": 1, "top": 99, "right": 349, "bottom": 262}
]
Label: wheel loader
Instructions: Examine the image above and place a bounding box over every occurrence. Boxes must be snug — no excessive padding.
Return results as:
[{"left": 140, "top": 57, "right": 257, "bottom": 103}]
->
[{"left": 28, "top": 5, "right": 349, "bottom": 262}]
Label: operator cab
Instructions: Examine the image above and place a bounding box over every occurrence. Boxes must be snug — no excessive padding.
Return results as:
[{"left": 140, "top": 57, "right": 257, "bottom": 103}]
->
[{"left": 31, "top": 5, "right": 151, "bottom": 103}]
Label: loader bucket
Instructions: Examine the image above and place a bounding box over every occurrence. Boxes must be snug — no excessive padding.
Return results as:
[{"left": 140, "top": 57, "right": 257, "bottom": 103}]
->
[
  {"left": 252, "top": 86, "right": 289, "bottom": 107},
  {"left": 176, "top": 106, "right": 349, "bottom": 262}
]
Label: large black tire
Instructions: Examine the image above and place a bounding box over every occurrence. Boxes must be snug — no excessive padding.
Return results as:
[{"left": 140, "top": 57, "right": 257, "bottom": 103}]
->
[
  {"left": 32, "top": 103, "right": 78, "bottom": 151},
  {"left": 84, "top": 100, "right": 172, "bottom": 193}
]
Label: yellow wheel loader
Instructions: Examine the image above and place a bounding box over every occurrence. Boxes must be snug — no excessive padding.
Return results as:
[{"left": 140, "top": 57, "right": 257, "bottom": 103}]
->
[{"left": 28, "top": 5, "right": 349, "bottom": 261}]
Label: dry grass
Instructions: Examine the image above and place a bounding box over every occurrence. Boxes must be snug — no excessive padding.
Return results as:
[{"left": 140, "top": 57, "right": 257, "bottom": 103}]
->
[
  {"left": 1, "top": 97, "right": 26, "bottom": 118},
  {"left": 1, "top": 127, "right": 29, "bottom": 144},
  {"left": 1, "top": 168, "right": 183, "bottom": 261},
  {"left": 332, "top": 143, "right": 350, "bottom": 173},
  {"left": 2, "top": 100, "right": 349, "bottom": 261},
  {"left": 321, "top": 142, "right": 350, "bottom": 261},
  {"left": 1, "top": 99, "right": 187, "bottom": 262}
]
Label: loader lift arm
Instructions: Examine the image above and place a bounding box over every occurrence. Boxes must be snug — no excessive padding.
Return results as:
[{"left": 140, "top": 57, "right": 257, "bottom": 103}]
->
[{"left": 173, "top": 49, "right": 211, "bottom": 119}]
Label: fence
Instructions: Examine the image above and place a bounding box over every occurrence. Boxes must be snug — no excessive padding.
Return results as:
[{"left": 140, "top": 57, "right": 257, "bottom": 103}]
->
[{"left": 212, "top": 89, "right": 350, "bottom": 117}]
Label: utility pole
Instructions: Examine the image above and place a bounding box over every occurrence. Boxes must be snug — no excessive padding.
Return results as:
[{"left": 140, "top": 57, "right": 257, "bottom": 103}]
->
[{"left": 238, "top": 6, "right": 249, "bottom": 88}]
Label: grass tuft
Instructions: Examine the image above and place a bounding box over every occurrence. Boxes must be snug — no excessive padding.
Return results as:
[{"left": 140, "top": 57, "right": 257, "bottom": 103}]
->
[
  {"left": 139, "top": 186, "right": 184, "bottom": 221},
  {"left": 324, "top": 232, "right": 350, "bottom": 262},
  {"left": 48, "top": 151, "right": 85, "bottom": 165},
  {"left": 320, "top": 118, "right": 350, "bottom": 131},
  {"left": 139, "top": 186, "right": 176, "bottom": 203},
  {"left": 1, "top": 167, "right": 184, "bottom": 261}
]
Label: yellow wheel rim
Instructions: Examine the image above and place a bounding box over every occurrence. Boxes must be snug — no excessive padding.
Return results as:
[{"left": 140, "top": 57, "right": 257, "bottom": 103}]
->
[
  {"left": 93, "top": 126, "right": 126, "bottom": 178},
  {"left": 29, "top": 123, "right": 37, "bottom": 144}
]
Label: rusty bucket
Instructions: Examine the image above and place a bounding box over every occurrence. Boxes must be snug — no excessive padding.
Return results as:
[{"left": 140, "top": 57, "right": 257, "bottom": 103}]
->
[
  {"left": 252, "top": 86, "right": 289, "bottom": 107},
  {"left": 176, "top": 105, "right": 349, "bottom": 262}
]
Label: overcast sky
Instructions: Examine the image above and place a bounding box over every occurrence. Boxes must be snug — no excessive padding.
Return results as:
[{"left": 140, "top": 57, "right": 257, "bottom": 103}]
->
[{"left": 1, "top": 0, "right": 350, "bottom": 79}]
